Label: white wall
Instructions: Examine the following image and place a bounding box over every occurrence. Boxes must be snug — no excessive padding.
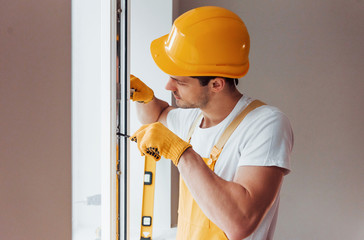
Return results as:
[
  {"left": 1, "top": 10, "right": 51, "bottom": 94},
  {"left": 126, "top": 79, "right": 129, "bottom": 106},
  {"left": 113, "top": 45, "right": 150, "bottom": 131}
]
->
[
  {"left": 178, "top": 1, "right": 364, "bottom": 239},
  {"left": 0, "top": 0, "right": 72, "bottom": 239}
]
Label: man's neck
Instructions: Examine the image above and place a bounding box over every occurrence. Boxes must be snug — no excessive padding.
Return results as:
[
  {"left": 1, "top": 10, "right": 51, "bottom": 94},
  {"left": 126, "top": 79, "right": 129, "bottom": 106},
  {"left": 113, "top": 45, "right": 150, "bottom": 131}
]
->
[{"left": 200, "top": 91, "right": 243, "bottom": 128}]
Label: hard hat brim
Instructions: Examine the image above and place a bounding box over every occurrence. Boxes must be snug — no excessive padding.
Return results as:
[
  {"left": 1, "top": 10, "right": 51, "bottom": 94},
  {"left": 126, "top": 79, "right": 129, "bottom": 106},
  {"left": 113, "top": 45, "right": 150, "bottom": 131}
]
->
[{"left": 150, "top": 34, "right": 249, "bottom": 79}]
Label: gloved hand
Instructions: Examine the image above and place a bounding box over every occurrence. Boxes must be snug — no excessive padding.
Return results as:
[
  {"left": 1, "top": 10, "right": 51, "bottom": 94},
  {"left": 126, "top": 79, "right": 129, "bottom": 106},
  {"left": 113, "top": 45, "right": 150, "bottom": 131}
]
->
[
  {"left": 130, "top": 122, "right": 192, "bottom": 166},
  {"left": 130, "top": 74, "right": 154, "bottom": 103}
]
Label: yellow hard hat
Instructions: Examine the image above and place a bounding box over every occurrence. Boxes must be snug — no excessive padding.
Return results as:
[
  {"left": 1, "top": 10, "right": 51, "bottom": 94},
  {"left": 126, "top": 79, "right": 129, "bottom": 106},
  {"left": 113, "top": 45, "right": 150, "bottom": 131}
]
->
[{"left": 150, "top": 6, "right": 250, "bottom": 78}]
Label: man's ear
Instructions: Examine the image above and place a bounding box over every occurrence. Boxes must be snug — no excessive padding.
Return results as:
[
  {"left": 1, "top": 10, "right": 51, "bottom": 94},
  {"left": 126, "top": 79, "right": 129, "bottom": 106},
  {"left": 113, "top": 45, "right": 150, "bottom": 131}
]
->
[{"left": 210, "top": 77, "right": 225, "bottom": 93}]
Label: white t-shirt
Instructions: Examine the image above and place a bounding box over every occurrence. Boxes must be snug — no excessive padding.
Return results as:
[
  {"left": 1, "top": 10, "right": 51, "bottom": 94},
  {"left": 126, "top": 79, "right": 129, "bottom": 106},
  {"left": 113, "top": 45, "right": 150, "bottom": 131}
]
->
[{"left": 167, "top": 95, "right": 294, "bottom": 240}]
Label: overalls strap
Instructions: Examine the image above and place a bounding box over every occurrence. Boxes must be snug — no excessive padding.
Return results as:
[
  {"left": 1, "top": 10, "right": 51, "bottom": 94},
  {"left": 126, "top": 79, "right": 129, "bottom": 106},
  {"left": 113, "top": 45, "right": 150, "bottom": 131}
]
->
[
  {"left": 176, "top": 99, "right": 266, "bottom": 240},
  {"left": 211, "top": 99, "right": 266, "bottom": 159},
  {"left": 186, "top": 100, "right": 266, "bottom": 158},
  {"left": 186, "top": 113, "right": 203, "bottom": 142}
]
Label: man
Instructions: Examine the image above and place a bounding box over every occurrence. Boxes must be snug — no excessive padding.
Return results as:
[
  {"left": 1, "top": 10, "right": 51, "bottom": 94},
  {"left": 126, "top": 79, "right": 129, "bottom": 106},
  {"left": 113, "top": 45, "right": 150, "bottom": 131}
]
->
[{"left": 130, "top": 6, "right": 293, "bottom": 240}]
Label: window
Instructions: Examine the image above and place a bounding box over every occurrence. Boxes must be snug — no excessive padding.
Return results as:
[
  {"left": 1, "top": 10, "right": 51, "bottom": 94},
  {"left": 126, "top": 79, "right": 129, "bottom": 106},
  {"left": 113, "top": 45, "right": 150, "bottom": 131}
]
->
[
  {"left": 72, "top": 0, "right": 177, "bottom": 239},
  {"left": 72, "top": 0, "right": 120, "bottom": 239}
]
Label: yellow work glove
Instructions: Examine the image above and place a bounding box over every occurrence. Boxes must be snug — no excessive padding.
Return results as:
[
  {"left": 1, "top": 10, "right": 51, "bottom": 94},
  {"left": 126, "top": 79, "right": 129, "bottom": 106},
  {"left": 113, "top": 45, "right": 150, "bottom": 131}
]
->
[
  {"left": 130, "top": 122, "right": 192, "bottom": 166},
  {"left": 130, "top": 74, "right": 154, "bottom": 103}
]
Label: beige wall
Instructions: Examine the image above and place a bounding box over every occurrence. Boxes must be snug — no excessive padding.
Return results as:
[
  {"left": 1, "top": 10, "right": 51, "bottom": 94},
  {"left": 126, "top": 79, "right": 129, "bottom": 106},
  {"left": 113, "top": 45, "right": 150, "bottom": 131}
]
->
[
  {"left": 178, "top": 1, "right": 364, "bottom": 239},
  {"left": 0, "top": 1, "right": 71, "bottom": 239}
]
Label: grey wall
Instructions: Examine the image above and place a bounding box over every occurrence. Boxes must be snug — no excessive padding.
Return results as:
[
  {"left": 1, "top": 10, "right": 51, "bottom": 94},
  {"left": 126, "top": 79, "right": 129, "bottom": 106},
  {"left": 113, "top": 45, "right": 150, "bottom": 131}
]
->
[
  {"left": 178, "top": 1, "right": 364, "bottom": 239},
  {"left": 1, "top": 1, "right": 363, "bottom": 239},
  {"left": 0, "top": 0, "right": 71, "bottom": 239}
]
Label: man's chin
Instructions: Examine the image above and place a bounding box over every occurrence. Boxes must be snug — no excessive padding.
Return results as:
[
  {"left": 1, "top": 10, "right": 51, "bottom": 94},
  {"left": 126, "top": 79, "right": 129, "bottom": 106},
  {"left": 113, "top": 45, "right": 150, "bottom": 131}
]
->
[
  {"left": 175, "top": 99, "right": 185, "bottom": 108},
  {"left": 175, "top": 100, "right": 195, "bottom": 109},
  {"left": 175, "top": 100, "right": 184, "bottom": 108}
]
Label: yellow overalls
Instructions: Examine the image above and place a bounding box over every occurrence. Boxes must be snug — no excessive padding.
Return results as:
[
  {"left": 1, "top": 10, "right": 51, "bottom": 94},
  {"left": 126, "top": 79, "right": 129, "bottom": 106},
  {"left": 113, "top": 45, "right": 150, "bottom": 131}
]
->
[{"left": 176, "top": 100, "right": 265, "bottom": 240}]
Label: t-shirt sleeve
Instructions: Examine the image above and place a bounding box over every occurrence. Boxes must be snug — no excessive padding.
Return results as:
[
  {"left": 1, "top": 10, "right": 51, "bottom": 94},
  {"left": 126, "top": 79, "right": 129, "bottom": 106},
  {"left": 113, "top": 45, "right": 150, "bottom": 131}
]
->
[
  {"left": 238, "top": 108, "right": 294, "bottom": 174},
  {"left": 167, "top": 108, "right": 201, "bottom": 140}
]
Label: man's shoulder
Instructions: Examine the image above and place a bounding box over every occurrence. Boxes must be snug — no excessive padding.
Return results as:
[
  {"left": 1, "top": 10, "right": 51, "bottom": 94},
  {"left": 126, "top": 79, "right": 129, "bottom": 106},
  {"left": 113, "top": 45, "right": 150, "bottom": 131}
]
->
[
  {"left": 245, "top": 100, "right": 289, "bottom": 120},
  {"left": 239, "top": 102, "right": 292, "bottom": 132},
  {"left": 168, "top": 107, "right": 201, "bottom": 122},
  {"left": 169, "top": 107, "right": 201, "bottom": 115},
  {"left": 167, "top": 107, "right": 202, "bottom": 133}
]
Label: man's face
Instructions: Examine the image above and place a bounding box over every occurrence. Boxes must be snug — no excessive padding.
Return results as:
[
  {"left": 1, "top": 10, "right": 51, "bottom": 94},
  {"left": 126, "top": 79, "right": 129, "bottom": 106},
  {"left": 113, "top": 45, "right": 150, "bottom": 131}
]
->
[{"left": 165, "top": 76, "right": 210, "bottom": 109}]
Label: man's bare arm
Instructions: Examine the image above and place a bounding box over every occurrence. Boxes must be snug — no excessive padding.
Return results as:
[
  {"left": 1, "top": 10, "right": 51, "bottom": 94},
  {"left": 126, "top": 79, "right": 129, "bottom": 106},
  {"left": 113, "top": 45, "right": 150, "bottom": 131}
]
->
[
  {"left": 130, "top": 75, "right": 175, "bottom": 125},
  {"left": 135, "top": 96, "right": 175, "bottom": 126},
  {"left": 177, "top": 148, "right": 284, "bottom": 240}
]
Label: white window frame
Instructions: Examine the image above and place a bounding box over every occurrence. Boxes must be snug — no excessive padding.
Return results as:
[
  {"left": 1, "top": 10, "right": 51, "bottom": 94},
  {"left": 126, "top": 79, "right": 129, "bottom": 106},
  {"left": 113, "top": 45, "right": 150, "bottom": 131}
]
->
[{"left": 72, "top": 0, "right": 128, "bottom": 239}]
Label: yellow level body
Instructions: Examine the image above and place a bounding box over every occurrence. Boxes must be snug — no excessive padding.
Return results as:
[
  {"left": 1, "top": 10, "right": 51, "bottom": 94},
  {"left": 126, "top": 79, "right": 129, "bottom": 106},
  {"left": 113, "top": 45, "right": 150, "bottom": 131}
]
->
[{"left": 140, "top": 155, "right": 156, "bottom": 240}]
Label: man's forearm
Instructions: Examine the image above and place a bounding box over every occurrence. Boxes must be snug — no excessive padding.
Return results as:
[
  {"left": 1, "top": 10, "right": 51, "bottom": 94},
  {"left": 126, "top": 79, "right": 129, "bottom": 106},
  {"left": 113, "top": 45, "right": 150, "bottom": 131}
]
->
[
  {"left": 135, "top": 96, "right": 170, "bottom": 124},
  {"left": 177, "top": 148, "right": 252, "bottom": 239},
  {"left": 177, "top": 148, "right": 284, "bottom": 240}
]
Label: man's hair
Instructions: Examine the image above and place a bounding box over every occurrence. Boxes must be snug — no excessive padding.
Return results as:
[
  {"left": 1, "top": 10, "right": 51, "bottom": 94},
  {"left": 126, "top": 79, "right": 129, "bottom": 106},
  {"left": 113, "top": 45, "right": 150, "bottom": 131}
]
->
[{"left": 191, "top": 76, "right": 238, "bottom": 89}]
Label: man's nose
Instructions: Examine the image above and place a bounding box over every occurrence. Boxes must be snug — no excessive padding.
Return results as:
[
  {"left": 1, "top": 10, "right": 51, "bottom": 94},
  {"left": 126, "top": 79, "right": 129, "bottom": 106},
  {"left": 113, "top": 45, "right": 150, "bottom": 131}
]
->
[{"left": 165, "top": 77, "right": 176, "bottom": 91}]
